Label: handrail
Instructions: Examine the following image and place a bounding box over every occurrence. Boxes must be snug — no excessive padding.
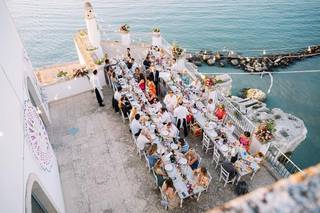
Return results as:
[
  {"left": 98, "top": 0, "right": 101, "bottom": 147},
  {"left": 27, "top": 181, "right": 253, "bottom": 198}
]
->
[
  {"left": 265, "top": 144, "right": 303, "bottom": 178},
  {"left": 216, "top": 92, "right": 256, "bottom": 134}
]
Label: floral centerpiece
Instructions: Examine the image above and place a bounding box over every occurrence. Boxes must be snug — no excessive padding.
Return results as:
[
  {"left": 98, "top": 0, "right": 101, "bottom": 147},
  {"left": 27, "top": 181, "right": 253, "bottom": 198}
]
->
[
  {"left": 119, "top": 24, "right": 130, "bottom": 33},
  {"left": 73, "top": 67, "right": 89, "bottom": 79},
  {"left": 172, "top": 43, "right": 184, "bottom": 58},
  {"left": 255, "top": 120, "right": 275, "bottom": 143},
  {"left": 205, "top": 77, "right": 214, "bottom": 87}
]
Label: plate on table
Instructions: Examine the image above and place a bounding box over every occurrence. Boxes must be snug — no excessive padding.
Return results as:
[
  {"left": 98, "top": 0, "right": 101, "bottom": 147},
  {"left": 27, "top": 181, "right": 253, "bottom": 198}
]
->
[
  {"left": 220, "top": 145, "right": 228, "bottom": 152},
  {"left": 165, "top": 164, "right": 173, "bottom": 172},
  {"left": 178, "top": 158, "right": 187, "bottom": 165},
  {"left": 161, "top": 130, "right": 169, "bottom": 136},
  {"left": 170, "top": 143, "right": 178, "bottom": 150}
]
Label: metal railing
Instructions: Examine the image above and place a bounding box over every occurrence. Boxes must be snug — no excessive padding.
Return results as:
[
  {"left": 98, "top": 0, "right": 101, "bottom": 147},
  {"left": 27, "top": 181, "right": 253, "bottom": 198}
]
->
[
  {"left": 216, "top": 92, "right": 256, "bottom": 134},
  {"left": 265, "top": 144, "right": 303, "bottom": 178},
  {"left": 160, "top": 37, "right": 172, "bottom": 55}
]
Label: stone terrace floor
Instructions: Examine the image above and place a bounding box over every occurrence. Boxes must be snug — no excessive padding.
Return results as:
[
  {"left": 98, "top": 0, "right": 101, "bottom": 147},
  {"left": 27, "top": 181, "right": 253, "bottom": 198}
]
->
[{"left": 48, "top": 87, "right": 276, "bottom": 213}]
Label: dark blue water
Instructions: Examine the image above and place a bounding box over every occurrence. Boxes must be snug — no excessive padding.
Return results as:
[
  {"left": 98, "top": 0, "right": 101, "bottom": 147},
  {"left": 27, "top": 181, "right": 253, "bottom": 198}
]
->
[{"left": 7, "top": 0, "right": 320, "bottom": 168}]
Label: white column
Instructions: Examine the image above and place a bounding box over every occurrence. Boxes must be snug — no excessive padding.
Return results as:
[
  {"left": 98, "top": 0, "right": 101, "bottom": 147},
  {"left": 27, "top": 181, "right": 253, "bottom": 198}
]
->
[
  {"left": 84, "top": 1, "right": 103, "bottom": 58},
  {"left": 152, "top": 32, "right": 162, "bottom": 47},
  {"left": 121, "top": 33, "right": 131, "bottom": 47},
  {"left": 176, "top": 58, "right": 185, "bottom": 71}
]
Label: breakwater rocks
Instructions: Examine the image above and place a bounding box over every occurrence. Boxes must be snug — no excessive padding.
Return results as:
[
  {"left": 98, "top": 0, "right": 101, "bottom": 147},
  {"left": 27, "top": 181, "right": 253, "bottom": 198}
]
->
[{"left": 186, "top": 45, "right": 320, "bottom": 72}]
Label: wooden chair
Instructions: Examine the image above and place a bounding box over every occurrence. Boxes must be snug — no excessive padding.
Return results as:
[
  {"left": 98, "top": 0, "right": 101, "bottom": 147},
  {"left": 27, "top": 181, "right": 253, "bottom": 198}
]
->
[
  {"left": 143, "top": 152, "right": 152, "bottom": 173},
  {"left": 132, "top": 133, "right": 142, "bottom": 159},
  {"left": 212, "top": 147, "right": 221, "bottom": 169},
  {"left": 202, "top": 132, "right": 213, "bottom": 153},
  {"left": 159, "top": 186, "right": 168, "bottom": 210},
  {"left": 219, "top": 165, "right": 236, "bottom": 187}
]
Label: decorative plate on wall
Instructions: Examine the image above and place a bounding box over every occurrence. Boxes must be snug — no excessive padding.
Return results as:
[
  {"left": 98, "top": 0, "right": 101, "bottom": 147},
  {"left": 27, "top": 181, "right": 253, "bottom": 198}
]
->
[{"left": 24, "top": 100, "right": 53, "bottom": 172}]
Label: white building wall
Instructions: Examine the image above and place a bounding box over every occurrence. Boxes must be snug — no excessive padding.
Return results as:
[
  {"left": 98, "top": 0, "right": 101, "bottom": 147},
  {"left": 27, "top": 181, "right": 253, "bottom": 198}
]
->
[{"left": 0, "top": 1, "right": 65, "bottom": 212}]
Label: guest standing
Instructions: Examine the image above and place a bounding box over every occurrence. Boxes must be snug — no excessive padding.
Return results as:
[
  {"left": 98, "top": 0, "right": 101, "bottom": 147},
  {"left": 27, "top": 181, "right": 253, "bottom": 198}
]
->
[
  {"left": 90, "top": 70, "right": 105, "bottom": 107},
  {"left": 163, "top": 90, "right": 177, "bottom": 112},
  {"left": 174, "top": 102, "right": 189, "bottom": 137}
]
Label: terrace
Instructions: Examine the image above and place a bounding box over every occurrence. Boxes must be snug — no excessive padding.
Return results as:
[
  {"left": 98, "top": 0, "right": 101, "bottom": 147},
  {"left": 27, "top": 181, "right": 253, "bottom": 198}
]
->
[{"left": 48, "top": 87, "right": 276, "bottom": 213}]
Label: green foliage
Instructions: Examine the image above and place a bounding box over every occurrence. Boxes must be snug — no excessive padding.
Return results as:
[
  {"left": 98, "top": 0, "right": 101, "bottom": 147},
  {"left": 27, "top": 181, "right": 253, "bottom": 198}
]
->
[
  {"left": 152, "top": 27, "right": 160, "bottom": 33},
  {"left": 57, "top": 70, "right": 68, "bottom": 78}
]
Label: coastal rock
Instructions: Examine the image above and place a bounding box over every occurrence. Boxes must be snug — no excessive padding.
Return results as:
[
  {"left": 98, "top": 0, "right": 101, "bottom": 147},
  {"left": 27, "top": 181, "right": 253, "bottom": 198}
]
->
[
  {"left": 228, "top": 51, "right": 239, "bottom": 58},
  {"left": 240, "top": 88, "right": 266, "bottom": 101},
  {"left": 231, "top": 59, "right": 239, "bottom": 66},
  {"left": 207, "top": 58, "right": 215, "bottom": 66}
]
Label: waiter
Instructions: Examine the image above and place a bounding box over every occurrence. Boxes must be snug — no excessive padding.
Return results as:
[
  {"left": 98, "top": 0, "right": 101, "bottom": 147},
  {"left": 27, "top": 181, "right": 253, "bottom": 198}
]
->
[
  {"left": 90, "top": 70, "right": 105, "bottom": 107},
  {"left": 174, "top": 101, "right": 189, "bottom": 137}
]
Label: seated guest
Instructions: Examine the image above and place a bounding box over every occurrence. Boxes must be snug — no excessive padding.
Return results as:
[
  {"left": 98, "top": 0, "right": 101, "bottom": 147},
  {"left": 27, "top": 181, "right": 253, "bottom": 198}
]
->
[
  {"left": 163, "top": 90, "right": 178, "bottom": 112},
  {"left": 152, "top": 98, "right": 162, "bottom": 113},
  {"left": 194, "top": 167, "right": 209, "bottom": 188},
  {"left": 206, "top": 98, "right": 216, "bottom": 120},
  {"left": 178, "top": 138, "right": 189, "bottom": 154},
  {"left": 215, "top": 104, "right": 226, "bottom": 120},
  {"left": 225, "top": 121, "right": 235, "bottom": 135},
  {"left": 147, "top": 91, "right": 157, "bottom": 104},
  {"left": 154, "top": 159, "right": 167, "bottom": 187},
  {"left": 133, "top": 67, "right": 142, "bottom": 82},
  {"left": 146, "top": 144, "right": 159, "bottom": 168},
  {"left": 129, "top": 107, "right": 137, "bottom": 122},
  {"left": 221, "top": 158, "right": 238, "bottom": 181},
  {"left": 170, "top": 58, "right": 177, "bottom": 72},
  {"left": 118, "top": 96, "right": 132, "bottom": 117},
  {"left": 143, "top": 55, "right": 151, "bottom": 70},
  {"left": 126, "top": 47, "right": 131, "bottom": 58},
  {"left": 239, "top": 131, "right": 251, "bottom": 152},
  {"left": 162, "top": 179, "right": 180, "bottom": 209},
  {"left": 158, "top": 107, "right": 172, "bottom": 124},
  {"left": 191, "top": 78, "right": 202, "bottom": 90},
  {"left": 110, "top": 72, "right": 117, "bottom": 84},
  {"left": 130, "top": 114, "right": 143, "bottom": 136},
  {"left": 137, "top": 128, "right": 152, "bottom": 151},
  {"left": 185, "top": 149, "right": 199, "bottom": 170},
  {"left": 113, "top": 88, "right": 122, "bottom": 112},
  {"left": 130, "top": 58, "right": 138, "bottom": 71},
  {"left": 147, "top": 78, "right": 157, "bottom": 97},
  {"left": 164, "top": 122, "right": 179, "bottom": 138},
  {"left": 138, "top": 79, "right": 146, "bottom": 92}
]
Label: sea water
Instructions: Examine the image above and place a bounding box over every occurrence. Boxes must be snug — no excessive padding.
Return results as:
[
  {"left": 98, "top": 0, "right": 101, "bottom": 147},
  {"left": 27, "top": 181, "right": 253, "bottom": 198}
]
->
[{"left": 6, "top": 0, "right": 320, "bottom": 168}]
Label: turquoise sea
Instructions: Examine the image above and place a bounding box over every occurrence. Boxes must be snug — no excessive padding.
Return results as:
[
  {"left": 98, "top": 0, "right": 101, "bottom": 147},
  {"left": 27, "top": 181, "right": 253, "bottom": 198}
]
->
[{"left": 7, "top": 0, "right": 320, "bottom": 169}]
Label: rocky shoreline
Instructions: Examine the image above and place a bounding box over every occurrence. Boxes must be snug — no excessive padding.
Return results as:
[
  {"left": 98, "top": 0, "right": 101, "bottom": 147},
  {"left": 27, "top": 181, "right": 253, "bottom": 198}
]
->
[{"left": 186, "top": 45, "right": 320, "bottom": 72}]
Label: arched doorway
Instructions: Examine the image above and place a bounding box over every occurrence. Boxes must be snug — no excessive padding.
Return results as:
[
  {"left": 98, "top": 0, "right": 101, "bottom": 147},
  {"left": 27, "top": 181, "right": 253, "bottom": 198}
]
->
[{"left": 25, "top": 174, "right": 59, "bottom": 213}]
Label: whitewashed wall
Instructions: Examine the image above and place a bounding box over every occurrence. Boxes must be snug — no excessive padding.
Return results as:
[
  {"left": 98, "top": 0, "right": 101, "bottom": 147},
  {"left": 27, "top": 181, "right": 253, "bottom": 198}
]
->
[
  {"left": 43, "top": 65, "right": 105, "bottom": 103},
  {"left": 0, "top": 1, "right": 65, "bottom": 212}
]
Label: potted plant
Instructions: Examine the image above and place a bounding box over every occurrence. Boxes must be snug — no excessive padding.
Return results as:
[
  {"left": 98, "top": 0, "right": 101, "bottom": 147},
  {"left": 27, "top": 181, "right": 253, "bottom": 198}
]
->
[
  {"left": 255, "top": 120, "right": 275, "bottom": 143},
  {"left": 73, "top": 67, "right": 89, "bottom": 80},
  {"left": 152, "top": 27, "right": 161, "bottom": 37},
  {"left": 119, "top": 24, "right": 130, "bottom": 33},
  {"left": 171, "top": 43, "right": 184, "bottom": 58}
]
